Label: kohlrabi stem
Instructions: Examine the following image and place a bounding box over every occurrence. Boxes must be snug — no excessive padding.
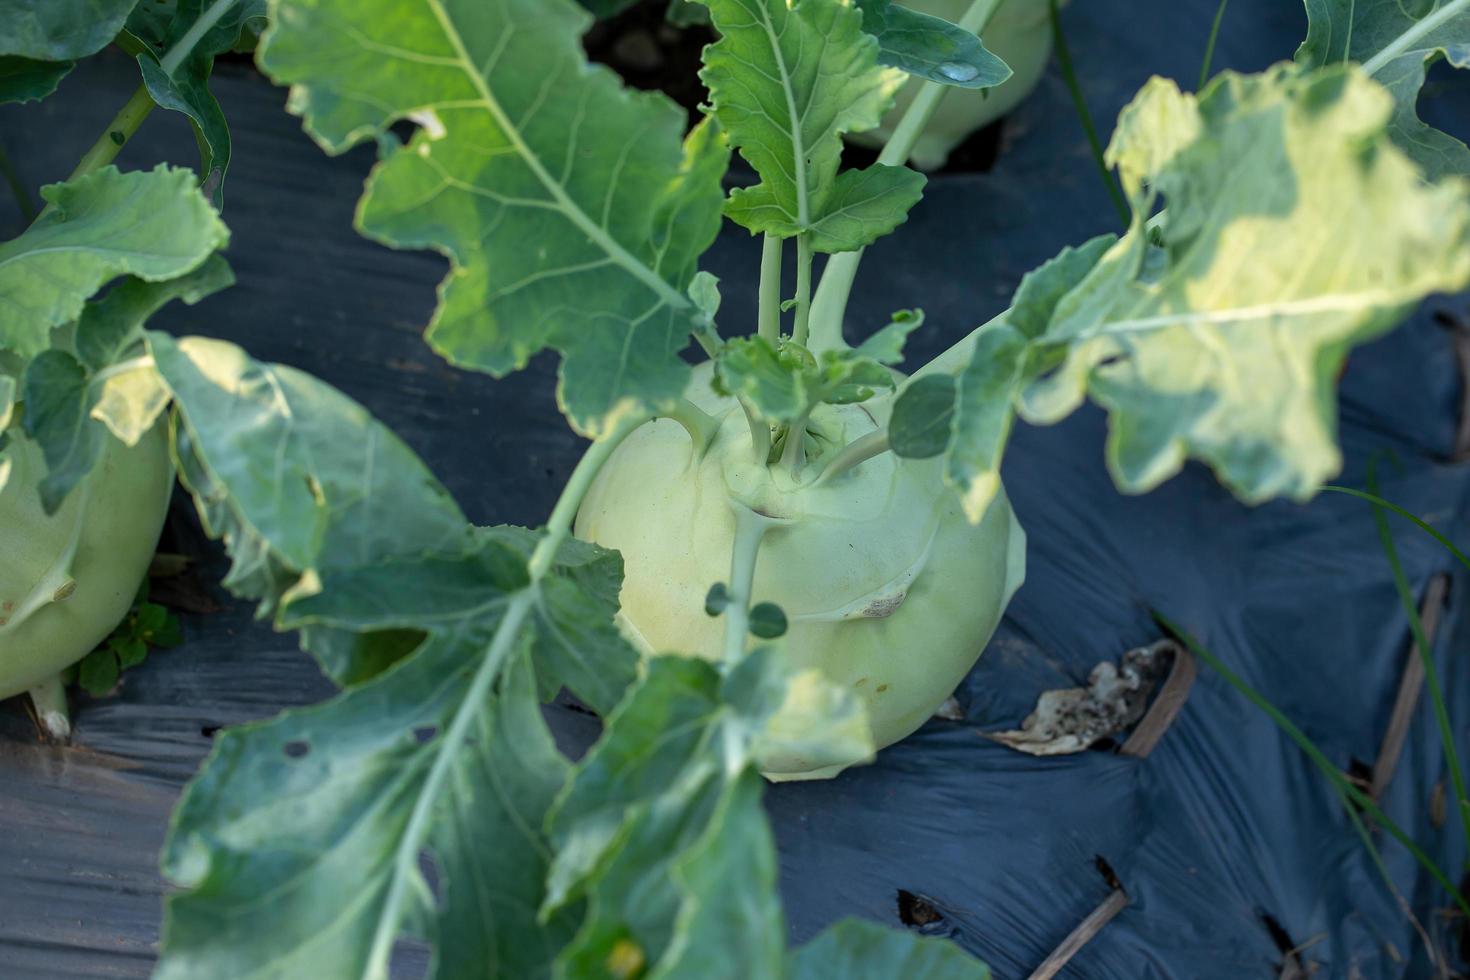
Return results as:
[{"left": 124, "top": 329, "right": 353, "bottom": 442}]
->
[
  {"left": 758, "top": 234, "right": 784, "bottom": 342},
  {"left": 63, "top": 85, "right": 156, "bottom": 184},
  {"left": 528, "top": 410, "right": 652, "bottom": 579},
  {"left": 742, "top": 397, "right": 772, "bottom": 464},
  {"left": 692, "top": 323, "right": 722, "bottom": 359},
  {"left": 372, "top": 408, "right": 653, "bottom": 971},
  {"left": 27, "top": 673, "right": 71, "bottom": 741},
  {"left": 911, "top": 308, "right": 1007, "bottom": 382},
  {"left": 665, "top": 398, "right": 722, "bottom": 456},
  {"left": 780, "top": 413, "right": 809, "bottom": 472},
  {"left": 812, "top": 428, "right": 890, "bottom": 486},
  {"left": 40, "top": 0, "right": 242, "bottom": 214},
  {"left": 807, "top": 0, "right": 1004, "bottom": 354},
  {"left": 721, "top": 504, "right": 773, "bottom": 663},
  {"left": 792, "top": 236, "right": 813, "bottom": 346}
]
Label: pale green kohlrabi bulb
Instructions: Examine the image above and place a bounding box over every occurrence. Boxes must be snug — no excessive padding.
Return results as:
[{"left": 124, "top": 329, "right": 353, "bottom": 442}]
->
[
  {"left": 575, "top": 363, "right": 1024, "bottom": 780},
  {"left": 0, "top": 421, "right": 173, "bottom": 737},
  {"left": 850, "top": 0, "right": 1063, "bottom": 170}
]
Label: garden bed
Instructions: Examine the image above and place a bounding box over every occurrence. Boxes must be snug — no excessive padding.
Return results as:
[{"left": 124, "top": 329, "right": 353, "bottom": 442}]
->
[{"left": 2, "top": 1, "right": 1469, "bottom": 977}]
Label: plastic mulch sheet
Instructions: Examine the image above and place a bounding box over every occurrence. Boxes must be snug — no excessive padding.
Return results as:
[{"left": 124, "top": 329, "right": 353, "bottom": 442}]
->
[{"left": 2, "top": 2, "right": 1469, "bottom": 977}]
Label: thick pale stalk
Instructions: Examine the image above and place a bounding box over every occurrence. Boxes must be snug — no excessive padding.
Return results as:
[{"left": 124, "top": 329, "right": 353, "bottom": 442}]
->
[
  {"left": 792, "top": 236, "right": 813, "bottom": 346},
  {"left": 758, "top": 234, "right": 783, "bottom": 342},
  {"left": 721, "top": 504, "right": 773, "bottom": 663},
  {"left": 807, "top": 0, "right": 1004, "bottom": 353}
]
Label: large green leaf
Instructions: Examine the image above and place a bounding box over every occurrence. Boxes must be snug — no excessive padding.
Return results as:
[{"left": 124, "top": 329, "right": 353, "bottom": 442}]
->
[
  {"left": 126, "top": 0, "right": 269, "bottom": 206},
  {"left": 0, "top": 0, "right": 140, "bottom": 60},
  {"left": 934, "top": 64, "right": 1470, "bottom": 517},
  {"left": 1297, "top": 0, "right": 1470, "bottom": 179},
  {"left": 151, "top": 331, "right": 476, "bottom": 673},
  {"left": 699, "top": 0, "right": 925, "bottom": 251},
  {"left": 0, "top": 55, "right": 72, "bottom": 103},
  {"left": 257, "top": 0, "right": 728, "bottom": 436},
  {"left": 854, "top": 0, "right": 1010, "bottom": 90},
  {"left": 0, "top": 166, "right": 228, "bottom": 358},
  {"left": 158, "top": 631, "right": 579, "bottom": 980},
  {"left": 152, "top": 336, "right": 642, "bottom": 977}
]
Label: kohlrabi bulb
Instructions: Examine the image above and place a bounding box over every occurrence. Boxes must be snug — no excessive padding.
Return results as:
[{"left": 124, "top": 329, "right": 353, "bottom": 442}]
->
[
  {"left": 0, "top": 421, "right": 174, "bottom": 735},
  {"left": 576, "top": 363, "right": 1024, "bottom": 780},
  {"left": 849, "top": 0, "right": 1063, "bottom": 170}
]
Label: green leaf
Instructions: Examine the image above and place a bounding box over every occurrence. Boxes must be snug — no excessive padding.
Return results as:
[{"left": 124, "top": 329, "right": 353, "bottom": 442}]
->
[
  {"left": 425, "top": 646, "right": 581, "bottom": 980},
  {"left": 77, "top": 647, "right": 120, "bottom": 695},
  {"left": 789, "top": 919, "right": 990, "bottom": 979},
  {"left": 804, "top": 164, "right": 927, "bottom": 253},
  {"left": 78, "top": 256, "right": 235, "bottom": 371},
  {"left": 126, "top": 0, "right": 270, "bottom": 206},
  {"left": 19, "top": 349, "right": 99, "bottom": 513},
  {"left": 257, "top": 0, "right": 729, "bottom": 436},
  {"left": 281, "top": 527, "right": 640, "bottom": 715},
  {"left": 151, "top": 335, "right": 656, "bottom": 974},
  {"left": 949, "top": 64, "right": 1470, "bottom": 510},
  {"left": 748, "top": 665, "right": 874, "bottom": 774},
  {"left": 92, "top": 364, "right": 173, "bottom": 446},
  {"left": 151, "top": 333, "right": 476, "bottom": 667},
  {"left": 704, "top": 581, "right": 731, "bottom": 615},
  {"left": 0, "top": 0, "right": 140, "bottom": 60},
  {"left": 158, "top": 629, "right": 576, "bottom": 980},
  {"left": 644, "top": 769, "right": 784, "bottom": 980},
  {"left": 945, "top": 325, "right": 1026, "bottom": 521},
  {"left": 912, "top": 236, "right": 1112, "bottom": 517},
  {"left": 544, "top": 652, "right": 786, "bottom": 980},
  {"left": 0, "top": 166, "right": 229, "bottom": 358},
  {"left": 889, "top": 372, "right": 955, "bottom": 459},
  {"left": 854, "top": 0, "right": 1011, "bottom": 89},
  {"left": 1296, "top": 0, "right": 1470, "bottom": 179},
  {"left": 700, "top": 0, "right": 923, "bottom": 250},
  {"left": 0, "top": 55, "right": 72, "bottom": 104},
  {"left": 114, "top": 635, "right": 149, "bottom": 668},
  {"left": 16, "top": 260, "right": 233, "bottom": 511},
  {"left": 715, "top": 311, "right": 920, "bottom": 424},
  {"left": 747, "top": 601, "right": 787, "bottom": 638}
]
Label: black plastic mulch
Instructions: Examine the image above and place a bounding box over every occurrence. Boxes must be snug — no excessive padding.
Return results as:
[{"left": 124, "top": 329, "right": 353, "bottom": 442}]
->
[{"left": 2, "top": 1, "right": 1470, "bottom": 977}]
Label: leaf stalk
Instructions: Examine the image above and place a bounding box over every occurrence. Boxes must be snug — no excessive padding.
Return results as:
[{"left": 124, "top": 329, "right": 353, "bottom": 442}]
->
[
  {"left": 758, "top": 234, "right": 783, "bottom": 342},
  {"left": 806, "top": 0, "right": 1004, "bottom": 354}
]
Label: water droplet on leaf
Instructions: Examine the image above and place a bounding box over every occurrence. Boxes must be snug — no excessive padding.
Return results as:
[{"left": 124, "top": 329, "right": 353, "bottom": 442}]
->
[{"left": 938, "top": 61, "right": 980, "bottom": 83}]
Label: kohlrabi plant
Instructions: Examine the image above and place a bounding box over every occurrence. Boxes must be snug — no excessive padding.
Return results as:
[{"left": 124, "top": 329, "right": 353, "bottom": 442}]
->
[
  {"left": 0, "top": 0, "right": 263, "bottom": 737},
  {"left": 3, "top": 0, "right": 1470, "bottom": 976}
]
